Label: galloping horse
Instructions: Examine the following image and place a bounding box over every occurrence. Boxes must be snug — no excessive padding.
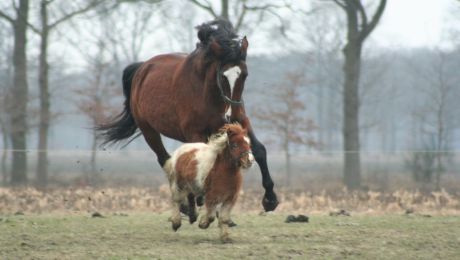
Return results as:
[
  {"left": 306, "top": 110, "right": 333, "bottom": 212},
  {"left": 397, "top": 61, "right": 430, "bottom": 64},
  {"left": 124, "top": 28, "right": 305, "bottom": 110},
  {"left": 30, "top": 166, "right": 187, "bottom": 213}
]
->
[
  {"left": 164, "top": 123, "right": 253, "bottom": 241},
  {"left": 98, "top": 19, "right": 278, "bottom": 212}
]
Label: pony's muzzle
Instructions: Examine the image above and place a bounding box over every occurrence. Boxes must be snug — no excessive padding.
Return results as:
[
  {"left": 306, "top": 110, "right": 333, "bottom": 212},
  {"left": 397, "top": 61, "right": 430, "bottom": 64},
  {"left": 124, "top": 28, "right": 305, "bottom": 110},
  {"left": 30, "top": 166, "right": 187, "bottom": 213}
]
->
[{"left": 241, "top": 152, "right": 255, "bottom": 169}]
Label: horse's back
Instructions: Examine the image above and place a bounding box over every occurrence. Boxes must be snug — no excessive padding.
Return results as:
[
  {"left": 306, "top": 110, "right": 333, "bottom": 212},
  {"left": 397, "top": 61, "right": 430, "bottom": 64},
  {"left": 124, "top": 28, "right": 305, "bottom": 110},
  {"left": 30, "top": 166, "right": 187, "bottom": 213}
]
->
[{"left": 131, "top": 53, "right": 188, "bottom": 139}]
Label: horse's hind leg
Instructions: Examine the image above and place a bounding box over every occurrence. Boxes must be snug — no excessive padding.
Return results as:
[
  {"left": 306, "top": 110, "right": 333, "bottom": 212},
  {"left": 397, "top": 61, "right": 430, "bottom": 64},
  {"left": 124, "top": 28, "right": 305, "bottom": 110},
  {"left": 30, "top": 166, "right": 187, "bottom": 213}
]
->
[{"left": 138, "top": 123, "right": 170, "bottom": 167}]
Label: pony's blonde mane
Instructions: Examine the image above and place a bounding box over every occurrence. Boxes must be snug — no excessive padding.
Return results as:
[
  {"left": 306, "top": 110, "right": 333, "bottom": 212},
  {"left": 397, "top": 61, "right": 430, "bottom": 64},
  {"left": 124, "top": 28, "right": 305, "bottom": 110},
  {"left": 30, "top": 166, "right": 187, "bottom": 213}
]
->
[{"left": 207, "top": 123, "right": 244, "bottom": 152}]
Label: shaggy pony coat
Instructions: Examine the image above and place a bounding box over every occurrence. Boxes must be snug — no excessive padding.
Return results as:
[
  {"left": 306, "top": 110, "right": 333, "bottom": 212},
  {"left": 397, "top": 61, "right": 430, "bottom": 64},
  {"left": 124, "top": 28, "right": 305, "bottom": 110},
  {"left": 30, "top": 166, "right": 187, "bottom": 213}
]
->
[{"left": 163, "top": 123, "right": 253, "bottom": 241}]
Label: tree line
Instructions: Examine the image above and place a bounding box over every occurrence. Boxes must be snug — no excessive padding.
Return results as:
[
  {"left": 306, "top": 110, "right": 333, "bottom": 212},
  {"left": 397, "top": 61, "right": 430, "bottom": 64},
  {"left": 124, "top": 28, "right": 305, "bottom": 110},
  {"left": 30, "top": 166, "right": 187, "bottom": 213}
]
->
[{"left": 0, "top": 0, "right": 459, "bottom": 190}]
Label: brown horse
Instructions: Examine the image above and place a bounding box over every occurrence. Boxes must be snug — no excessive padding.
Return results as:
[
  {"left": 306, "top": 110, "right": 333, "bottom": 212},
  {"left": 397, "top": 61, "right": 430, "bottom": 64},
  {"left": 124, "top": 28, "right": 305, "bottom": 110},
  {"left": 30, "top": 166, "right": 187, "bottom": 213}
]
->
[
  {"left": 164, "top": 123, "right": 253, "bottom": 242},
  {"left": 98, "top": 19, "right": 278, "bottom": 212}
]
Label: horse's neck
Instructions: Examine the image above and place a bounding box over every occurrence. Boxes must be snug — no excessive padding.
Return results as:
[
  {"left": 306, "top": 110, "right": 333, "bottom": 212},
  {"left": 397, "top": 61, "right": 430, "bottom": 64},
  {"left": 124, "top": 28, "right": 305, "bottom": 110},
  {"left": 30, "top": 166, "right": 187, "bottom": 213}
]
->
[{"left": 186, "top": 50, "right": 221, "bottom": 103}]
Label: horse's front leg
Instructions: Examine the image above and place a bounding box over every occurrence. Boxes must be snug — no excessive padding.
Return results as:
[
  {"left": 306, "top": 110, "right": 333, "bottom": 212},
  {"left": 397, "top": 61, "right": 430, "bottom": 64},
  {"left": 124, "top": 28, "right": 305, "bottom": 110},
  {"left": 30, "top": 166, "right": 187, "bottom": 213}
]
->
[{"left": 248, "top": 130, "right": 279, "bottom": 211}]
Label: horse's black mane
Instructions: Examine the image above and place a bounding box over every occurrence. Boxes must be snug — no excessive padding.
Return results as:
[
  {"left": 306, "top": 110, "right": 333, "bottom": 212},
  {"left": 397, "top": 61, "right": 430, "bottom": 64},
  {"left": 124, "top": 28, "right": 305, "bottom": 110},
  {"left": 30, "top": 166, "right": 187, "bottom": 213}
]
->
[{"left": 195, "top": 19, "right": 245, "bottom": 63}]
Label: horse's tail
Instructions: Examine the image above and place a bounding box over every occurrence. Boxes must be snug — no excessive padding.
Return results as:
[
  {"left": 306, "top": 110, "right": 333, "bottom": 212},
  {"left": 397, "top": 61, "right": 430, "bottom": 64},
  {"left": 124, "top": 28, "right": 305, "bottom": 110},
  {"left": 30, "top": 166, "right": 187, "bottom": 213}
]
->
[{"left": 97, "top": 62, "right": 143, "bottom": 147}]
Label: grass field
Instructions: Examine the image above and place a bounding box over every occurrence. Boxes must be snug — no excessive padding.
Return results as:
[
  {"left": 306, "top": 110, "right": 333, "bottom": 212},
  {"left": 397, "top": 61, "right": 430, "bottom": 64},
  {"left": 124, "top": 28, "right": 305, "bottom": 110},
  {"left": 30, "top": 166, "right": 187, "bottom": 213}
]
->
[{"left": 1, "top": 213, "right": 459, "bottom": 259}]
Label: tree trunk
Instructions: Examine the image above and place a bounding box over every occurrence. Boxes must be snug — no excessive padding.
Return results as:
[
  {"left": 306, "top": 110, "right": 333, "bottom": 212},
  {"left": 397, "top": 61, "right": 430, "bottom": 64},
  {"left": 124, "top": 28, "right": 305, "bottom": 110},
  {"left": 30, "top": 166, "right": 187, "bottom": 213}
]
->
[
  {"left": 10, "top": 0, "right": 29, "bottom": 185},
  {"left": 342, "top": 41, "right": 362, "bottom": 190},
  {"left": 37, "top": 0, "right": 50, "bottom": 187},
  {"left": 90, "top": 128, "right": 98, "bottom": 185},
  {"left": 1, "top": 125, "right": 8, "bottom": 185},
  {"left": 221, "top": 0, "right": 229, "bottom": 20},
  {"left": 285, "top": 149, "right": 291, "bottom": 187}
]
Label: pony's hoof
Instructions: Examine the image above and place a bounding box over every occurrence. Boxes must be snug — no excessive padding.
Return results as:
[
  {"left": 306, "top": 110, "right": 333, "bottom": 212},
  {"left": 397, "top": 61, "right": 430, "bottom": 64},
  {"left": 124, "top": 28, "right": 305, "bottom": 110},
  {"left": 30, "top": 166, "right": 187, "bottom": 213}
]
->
[
  {"left": 262, "top": 191, "right": 279, "bottom": 212},
  {"left": 196, "top": 196, "right": 204, "bottom": 207},
  {"left": 179, "top": 203, "right": 189, "bottom": 215},
  {"left": 199, "top": 221, "right": 210, "bottom": 229},
  {"left": 189, "top": 213, "right": 198, "bottom": 224},
  {"left": 228, "top": 220, "right": 237, "bottom": 227},
  {"left": 172, "top": 222, "right": 181, "bottom": 232},
  {"left": 220, "top": 235, "right": 233, "bottom": 243},
  {"left": 209, "top": 216, "right": 215, "bottom": 224}
]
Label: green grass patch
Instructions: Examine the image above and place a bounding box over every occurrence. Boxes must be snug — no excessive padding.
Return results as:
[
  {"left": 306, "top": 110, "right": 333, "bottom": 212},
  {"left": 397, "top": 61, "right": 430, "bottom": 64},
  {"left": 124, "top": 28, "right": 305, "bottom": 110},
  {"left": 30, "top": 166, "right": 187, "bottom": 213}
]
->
[{"left": 1, "top": 213, "right": 459, "bottom": 259}]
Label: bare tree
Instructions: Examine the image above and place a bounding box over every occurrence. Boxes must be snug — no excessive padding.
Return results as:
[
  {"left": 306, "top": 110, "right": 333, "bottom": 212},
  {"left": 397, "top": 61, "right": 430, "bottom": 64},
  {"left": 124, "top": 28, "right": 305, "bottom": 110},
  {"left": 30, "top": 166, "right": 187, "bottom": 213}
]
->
[
  {"left": 26, "top": 0, "right": 106, "bottom": 187},
  {"left": 74, "top": 39, "right": 121, "bottom": 185},
  {"left": 301, "top": 4, "right": 344, "bottom": 151},
  {"left": 253, "top": 72, "right": 317, "bottom": 186},
  {"left": 0, "top": 0, "right": 31, "bottom": 184},
  {"left": 331, "top": 0, "right": 387, "bottom": 190},
  {"left": 410, "top": 49, "right": 460, "bottom": 190},
  {"left": 0, "top": 20, "right": 13, "bottom": 185}
]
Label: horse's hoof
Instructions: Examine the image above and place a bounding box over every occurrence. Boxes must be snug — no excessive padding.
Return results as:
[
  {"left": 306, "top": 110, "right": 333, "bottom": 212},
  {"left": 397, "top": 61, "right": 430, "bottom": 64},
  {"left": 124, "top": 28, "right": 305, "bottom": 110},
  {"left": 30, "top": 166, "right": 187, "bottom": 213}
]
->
[
  {"left": 262, "top": 191, "right": 279, "bottom": 212},
  {"left": 172, "top": 222, "right": 181, "bottom": 232}
]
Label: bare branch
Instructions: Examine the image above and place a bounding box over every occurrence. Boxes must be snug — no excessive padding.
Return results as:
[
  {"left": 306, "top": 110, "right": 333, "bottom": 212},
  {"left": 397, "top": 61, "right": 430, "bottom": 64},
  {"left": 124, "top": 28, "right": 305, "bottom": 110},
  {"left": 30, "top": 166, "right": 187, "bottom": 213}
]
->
[
  {"left": 332, "top": 0, "right": 346, "bottom": 10},
  {"left": 0, "top": 10, "right": 15, "bottom": 24},
  {"left": 360, "top": 0, "right": 387, "bottom": 40},
  {"left": 189, "top": 0, "right": 218, "bottom": 18},
  {"left": 49, "top": 0, "right": 104, "bottom": 29},
  {"left": 234, "top": 3, "right": 247, "bottom": 32},
  {"left": 27, "top": 21, "right": 41, "bottom": 34},
  {"left": 244, "top": 3, "right": 285, "bottom": 11},
  {"left": 352, "top": 0, "right": 368, "bottom": 29}
]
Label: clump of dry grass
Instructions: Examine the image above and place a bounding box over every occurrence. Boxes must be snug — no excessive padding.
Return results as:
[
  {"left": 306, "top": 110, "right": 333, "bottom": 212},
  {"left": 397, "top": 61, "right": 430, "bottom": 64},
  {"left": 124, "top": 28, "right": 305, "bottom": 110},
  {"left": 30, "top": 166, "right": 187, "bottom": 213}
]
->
[{"left": 0, "top": 186, "right": 459, "bottom": 215}]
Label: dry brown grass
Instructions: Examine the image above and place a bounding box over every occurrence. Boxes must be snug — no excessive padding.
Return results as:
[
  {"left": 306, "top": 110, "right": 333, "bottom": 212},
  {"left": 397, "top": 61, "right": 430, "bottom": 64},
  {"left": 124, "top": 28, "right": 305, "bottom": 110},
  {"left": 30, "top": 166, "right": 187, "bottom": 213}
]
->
[{"left": 1, "top": 186, "right": 459, "bottom": 216}]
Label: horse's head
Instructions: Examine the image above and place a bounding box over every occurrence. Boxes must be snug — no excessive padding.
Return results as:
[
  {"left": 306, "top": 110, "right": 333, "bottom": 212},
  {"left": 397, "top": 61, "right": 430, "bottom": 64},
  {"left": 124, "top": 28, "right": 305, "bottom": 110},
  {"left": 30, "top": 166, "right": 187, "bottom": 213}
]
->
[
  {"left": 219, "top": 123, "right": 254, "bottom": 169},
  {"left": 195, "top": 19, "right": 249, "bottom": 106}
]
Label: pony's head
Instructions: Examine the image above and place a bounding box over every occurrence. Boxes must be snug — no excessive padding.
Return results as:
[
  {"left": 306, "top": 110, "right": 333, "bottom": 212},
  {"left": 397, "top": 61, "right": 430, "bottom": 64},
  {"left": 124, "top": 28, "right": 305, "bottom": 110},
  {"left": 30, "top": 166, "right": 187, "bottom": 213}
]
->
[
  {"left": 218, "top": 123, "right": 254, "bottom": 169},
  {"left": 195, "top": 19, "right": 249, "bottom": 106}
]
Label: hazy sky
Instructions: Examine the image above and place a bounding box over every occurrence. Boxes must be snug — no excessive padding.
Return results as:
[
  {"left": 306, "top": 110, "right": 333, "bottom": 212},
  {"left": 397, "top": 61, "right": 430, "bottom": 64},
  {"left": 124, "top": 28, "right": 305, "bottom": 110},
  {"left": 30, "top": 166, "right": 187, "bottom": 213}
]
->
[{"left": 372, "top": 0, "right": 457, "bottom": 49}]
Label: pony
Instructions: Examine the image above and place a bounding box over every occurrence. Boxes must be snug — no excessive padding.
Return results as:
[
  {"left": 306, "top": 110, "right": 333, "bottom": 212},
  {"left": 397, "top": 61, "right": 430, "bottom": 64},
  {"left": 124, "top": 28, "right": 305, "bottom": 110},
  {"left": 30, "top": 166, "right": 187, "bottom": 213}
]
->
[
  {"left": 163, "top": 123, "right": 254, "bottom": 242},
  {"left": 98, "top": 19, "right": 278, "bottom": 214}
]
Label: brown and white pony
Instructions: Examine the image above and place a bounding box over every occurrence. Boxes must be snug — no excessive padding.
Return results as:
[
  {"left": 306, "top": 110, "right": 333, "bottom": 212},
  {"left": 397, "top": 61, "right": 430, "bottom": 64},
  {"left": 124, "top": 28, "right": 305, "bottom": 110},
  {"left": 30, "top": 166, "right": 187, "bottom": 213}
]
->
[
  {"left": 163, "top": 123, "right": 253, "bottom": 241},
  {"left": 98, "top": 19, "right": 278, "bottom": 214}
]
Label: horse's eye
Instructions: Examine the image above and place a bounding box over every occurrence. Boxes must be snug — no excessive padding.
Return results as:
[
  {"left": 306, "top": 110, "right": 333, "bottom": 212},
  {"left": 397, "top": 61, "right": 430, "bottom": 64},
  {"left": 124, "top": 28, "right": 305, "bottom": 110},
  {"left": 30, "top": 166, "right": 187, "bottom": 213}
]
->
[{"left": 231, "top": 143, "right": 238, "bottom": 149}]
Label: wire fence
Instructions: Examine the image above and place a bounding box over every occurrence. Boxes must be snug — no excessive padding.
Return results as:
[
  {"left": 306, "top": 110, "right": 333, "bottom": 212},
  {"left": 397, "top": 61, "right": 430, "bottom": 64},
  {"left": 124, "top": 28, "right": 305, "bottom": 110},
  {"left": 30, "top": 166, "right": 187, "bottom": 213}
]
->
[{"left": 1, "top": 149, "right": 459, "bottom": 191}]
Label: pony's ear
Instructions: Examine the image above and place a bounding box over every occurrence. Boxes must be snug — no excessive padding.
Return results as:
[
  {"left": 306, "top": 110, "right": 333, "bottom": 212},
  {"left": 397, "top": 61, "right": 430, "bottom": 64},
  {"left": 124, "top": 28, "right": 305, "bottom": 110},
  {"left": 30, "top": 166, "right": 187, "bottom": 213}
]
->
[
  {"left": 240, "top": 36, "right": 248, "bottom": 60},
  {"left": 210, "top": 38, "right": 224, "bottom": 57}
]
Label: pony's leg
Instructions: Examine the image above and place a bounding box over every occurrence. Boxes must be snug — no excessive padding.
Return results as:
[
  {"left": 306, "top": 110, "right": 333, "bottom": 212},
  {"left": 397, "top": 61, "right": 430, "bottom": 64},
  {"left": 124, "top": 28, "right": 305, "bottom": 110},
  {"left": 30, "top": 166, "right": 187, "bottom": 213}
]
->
[
  {"left": 218, "top": 203, "right": 234, "bottom": 243},
  {"left": 248, "top": 130, "right": 279, "bottom": 211},
  {"left": 198, "top": 204, "right": 216, "bottom": 229},
  {"left": 170, "top": 185, "right": 183, "bottom": 231},
  {"left": 187, "top": 193, "right": 198, "bottom": 224},
  {"left": 138, "top": 123, "right": 170, "bottom": 167}
]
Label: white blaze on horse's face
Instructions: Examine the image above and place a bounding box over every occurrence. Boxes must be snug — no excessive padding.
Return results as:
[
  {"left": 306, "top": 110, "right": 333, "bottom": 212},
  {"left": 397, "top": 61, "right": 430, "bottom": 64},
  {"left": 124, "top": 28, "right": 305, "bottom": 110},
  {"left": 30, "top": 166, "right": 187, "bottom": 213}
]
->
[{"left": 223, "top": 66, "right": 242, "bottom": 97}]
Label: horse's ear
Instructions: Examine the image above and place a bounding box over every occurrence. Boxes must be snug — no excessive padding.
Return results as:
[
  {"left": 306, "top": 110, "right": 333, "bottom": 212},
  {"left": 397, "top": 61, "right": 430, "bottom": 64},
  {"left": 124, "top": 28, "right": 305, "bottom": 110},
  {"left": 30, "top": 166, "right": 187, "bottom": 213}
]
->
[
  {"left": 210, "top": 38, "right": 224, "bottom": 57},
  {"left": 240, "top": 36, "right": 248, "bottom": 60}
]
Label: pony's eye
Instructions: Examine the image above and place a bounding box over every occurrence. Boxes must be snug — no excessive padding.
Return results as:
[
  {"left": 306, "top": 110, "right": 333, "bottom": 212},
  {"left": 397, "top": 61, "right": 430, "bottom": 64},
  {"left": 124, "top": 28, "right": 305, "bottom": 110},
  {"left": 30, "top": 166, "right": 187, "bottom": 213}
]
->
[{"left": 231, "top": 143, "right": 238, "bottom": 149}]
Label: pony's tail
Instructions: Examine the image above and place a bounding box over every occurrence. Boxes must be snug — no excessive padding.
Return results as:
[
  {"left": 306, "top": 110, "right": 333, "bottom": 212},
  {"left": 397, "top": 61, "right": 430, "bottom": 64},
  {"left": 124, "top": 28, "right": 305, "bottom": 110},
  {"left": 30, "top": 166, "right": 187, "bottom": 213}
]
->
[
  {"left": 97, "top": 62, "right": 143, "bottom": 147},
  {"left": 163, "top": 158, "right": 174, "bottom": 182}
]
